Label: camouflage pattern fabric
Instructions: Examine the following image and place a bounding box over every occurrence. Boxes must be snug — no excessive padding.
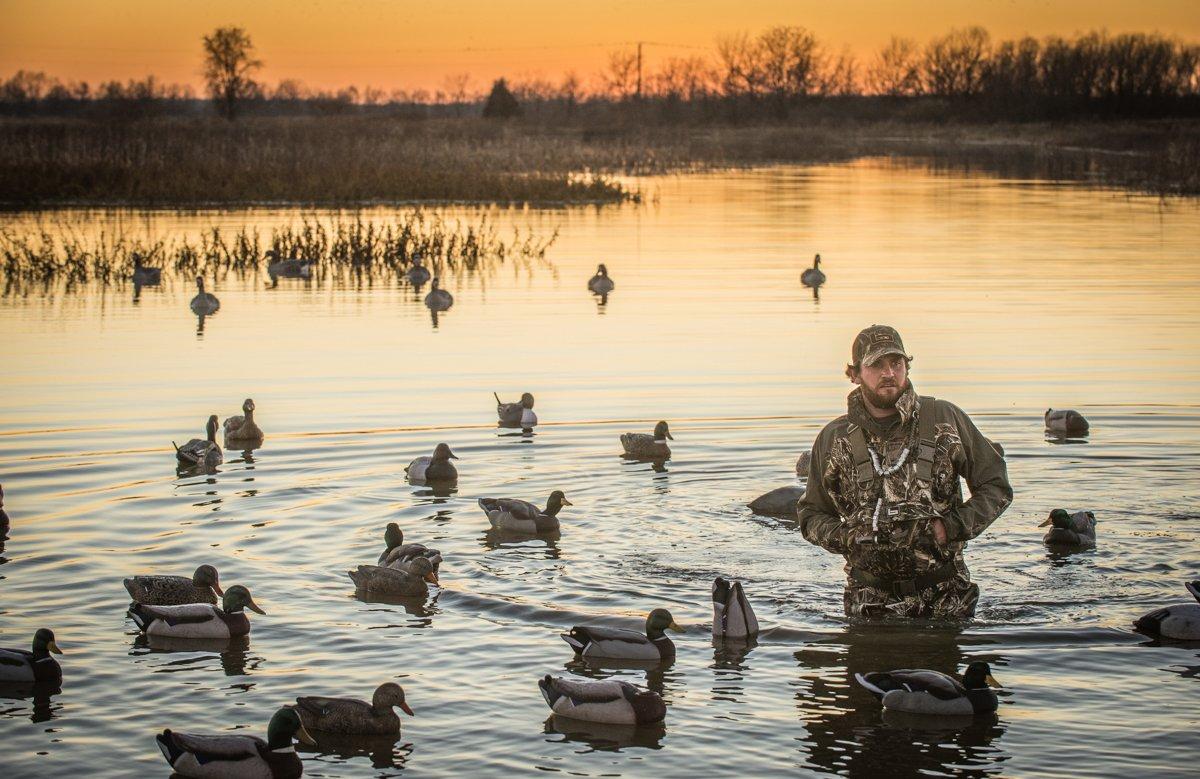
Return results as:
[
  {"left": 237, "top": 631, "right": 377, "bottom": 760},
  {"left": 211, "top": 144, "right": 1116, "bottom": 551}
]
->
[{"left": 798, "top": 385, "right": 1012, "bottom": 619}]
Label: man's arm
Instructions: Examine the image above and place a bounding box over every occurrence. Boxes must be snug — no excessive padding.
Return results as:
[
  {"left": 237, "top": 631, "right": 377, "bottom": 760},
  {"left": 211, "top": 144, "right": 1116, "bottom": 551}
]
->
[
  {"left": 939, "top": 402, "right": 1013, "bottom": 543},
  {"left": 798, "top": 429, "right": 851, "bottom": 555}
]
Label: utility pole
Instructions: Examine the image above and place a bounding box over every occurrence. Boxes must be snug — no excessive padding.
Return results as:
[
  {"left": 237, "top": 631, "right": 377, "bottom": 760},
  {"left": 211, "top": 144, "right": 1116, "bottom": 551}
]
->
[{"left": 636, "top": 41, "right": 643, "bottom": 99}]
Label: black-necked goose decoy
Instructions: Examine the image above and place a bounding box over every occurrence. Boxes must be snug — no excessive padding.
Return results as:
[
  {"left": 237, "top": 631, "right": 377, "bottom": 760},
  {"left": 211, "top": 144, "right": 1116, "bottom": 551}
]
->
[
  {"left": 124, "top": 564, "right": 223, "bottom": 606},
  {"left": 128, "top": 584, "right": 265, "bottom": 639},
  {"left": 1133, "top": 580, "right": 1200, "bottom": 640},
  {"left": 424, "top": 277, "right": 453, "bottom": 311},
  {"left": 801, "top": 254, "right": 826, "bottom": 287},
  {"left": 1045, "top": 408, "right": 1089, "bottom": 436},
  {"left": 404, "top": 443, "right": 458, "bottom": 483},
  {"left": 189, "top": 277, "right": 220, "bottom": 315},
  {"left": 588, "top": 263, "right": 615, "bottom": 294},
  {"left": 620, "top": 420, "right": 673, "bottom": 460},
  {"left": 406, "top": 255, "right": 432, "bottom": 285},
  {"left": 539, "top": 675, "right": 665, "bottom": 725},
  {"left": 855, "top": 661, "right": 1002, "bottom": 716},
  {"left": 478, "top": 491, "right": 572, "bottom": 534},
  {"left": 0, "top": 628, "right": 63, "bottom": 683},
  {"left": 561, "top": 609, "right": 683, "bottom": 661},
  {"left": 1040, "top": 509, "right": 1097, "bottom": 548},
  {"left": 292, "top": 682, "right": 414, "bottom": 735},
  {"left": 173, "top": 415, "right": 223, "bottom": 470},
  {"left": 155, "top": 706, "right": 314, "bottom": 779},
  {"left": 223, "top": 398, "right": 264, "bottom": 444},
  {"left": 495, "top": 392, "right": 537, "bottom": 429}
]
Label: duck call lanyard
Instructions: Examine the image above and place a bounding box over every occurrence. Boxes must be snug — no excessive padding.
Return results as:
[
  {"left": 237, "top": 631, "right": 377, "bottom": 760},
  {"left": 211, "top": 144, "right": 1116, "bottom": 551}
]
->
[{"left": 849, "top": 396, "right": 938, "bottom": 542}]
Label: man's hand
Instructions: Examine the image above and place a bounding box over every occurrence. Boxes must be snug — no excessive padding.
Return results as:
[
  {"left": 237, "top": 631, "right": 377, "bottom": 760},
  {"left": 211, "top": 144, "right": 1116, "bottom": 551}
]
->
[{"left": 931, "top": 518, "right": 948, "bottom": 546}]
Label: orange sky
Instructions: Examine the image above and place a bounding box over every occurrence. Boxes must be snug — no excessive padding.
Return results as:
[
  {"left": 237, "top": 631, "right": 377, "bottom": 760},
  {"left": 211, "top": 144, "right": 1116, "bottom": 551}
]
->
[{"left": 2, "top": 0, "right": 1198, "bottom": 95}]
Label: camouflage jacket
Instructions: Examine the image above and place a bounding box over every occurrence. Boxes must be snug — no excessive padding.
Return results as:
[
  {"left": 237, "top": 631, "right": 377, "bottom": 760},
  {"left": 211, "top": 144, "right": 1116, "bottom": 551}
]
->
[{"left": 798, "top": 386, "right": 1012, "bottom": 582}]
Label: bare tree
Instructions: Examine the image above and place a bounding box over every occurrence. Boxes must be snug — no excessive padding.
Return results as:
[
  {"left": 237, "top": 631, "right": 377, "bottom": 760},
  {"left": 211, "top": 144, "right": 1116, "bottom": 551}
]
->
[
  {"left": 603, "top": 49, "right": 639, "bottom": 100},
  {"left": 866, "top": 37, "right": 922, "bottom": 95},
  {"left": 202, "top": 26, "right": 262, "bottom": 119},
  {"left": 442, "top": 72, "right": 472, "bottom": 114},
  {"left": 652, "top": 55, "right": 717, "bottom": 100},
  {"left": 758, "top": 26, "right": 823, "bottom": 98},
  {"left": 922, "top": 26, "right": 991, "bottom": 97},
  {"left": 716, "top": 32, "right": 763, "bottom": 97},
  {"left": 820, "top": 46, "right": 860, "bottom": 95}
]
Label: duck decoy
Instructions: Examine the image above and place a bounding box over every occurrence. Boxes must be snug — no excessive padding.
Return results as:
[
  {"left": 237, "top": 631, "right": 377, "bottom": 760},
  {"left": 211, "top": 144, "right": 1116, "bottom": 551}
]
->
[
  {"left": 0, "top": 482, "right": 9, "bottom": 538},
  {"left": 0, "top": 628, "right": 63, "bottom": 683},
  {"left": 223, "top": 398, "right": 265, "bottom": 444},
  {"left": 349, "top": 557, "right": 438, "bottom": 597},
  {"left": 801, "top": 254, "right": 826, "bottom": 287},
  {"left": 266, "top": 249, "right": 315, "bottom": 279},
  {"left": 1133, "top": 580, "right": 1200, "bottom": 640},
  {"left": 712, "top": 577, "right": 759, "bottom": 639},
  {"left": 495, "top": 392, "right": 537, "bottom": 430},
  {"left": 404, "top": 443, "right": 458, "bottom": 482},
  {"left": 1045, "top": 408, "right": 1089, "bottom": 436},
  {"left": 406, "top": 255, "right": 432, "bottom": 286},
  {"left": 620, "top": 421, "right": 673, "bottom": 460},
  {"left": 587, "top": 264, "right": 615, "bottom": 294},
  {"left": 155, "top": 706, "right": 314, "bottom": 779},
  {"left": 174, "top": 415, "right": 223, "bottom": 470},
  {"left": 1040, "top": 509, "right": 1097, "bottom": 548},
  {"left": 124, "top": 564, "right": 223, "bottom": 606},
  {"left": 855, "top": 661, "right": 1002, "bottom": 716},
  {"left": 189, "top": 277, "right": 220, "bottom": 315},
  {"left": 424, "top": 277, "right": 453, "bottom": 311},
  {"left": 131, "top": 253, "right": 161, "bottom": 286},
  {"left": 747, "top": 485, "right": 806, "bottom": 517},
  {"left": 128, "top": 584, "right": 264, "bottom": 639},
  {"left": 377, "top": 523, "right": 443, "bottom": 573},
  {"left": 795, "top": 450, "right": 812, "bottom": 475},
  {"left": 561, "top": 609, "right": 683, "bottom": 661},
  {"left": 539, "top": 675, "right": 665, "bottom": 725},
  {"left": 292, "top": 682, "right": 414, "bottom": 735},
  {"left": 478, "top": 491, "right": 572, "bottom": 534}
]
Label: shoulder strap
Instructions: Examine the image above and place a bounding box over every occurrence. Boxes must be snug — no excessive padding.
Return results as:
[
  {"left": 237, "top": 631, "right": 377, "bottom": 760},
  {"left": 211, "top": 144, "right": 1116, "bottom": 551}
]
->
[
  {"left": 848, "top": 425, "right": 875, "bottom": 485},
  {"left": 915, "top": 396, "right": 938, "bottom": 482}
]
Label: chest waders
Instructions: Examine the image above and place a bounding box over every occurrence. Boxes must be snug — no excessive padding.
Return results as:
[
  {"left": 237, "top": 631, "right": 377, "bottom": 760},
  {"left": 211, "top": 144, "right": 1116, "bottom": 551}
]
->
[{"left": 846, "top": 395, "right": 958, "bottom": 598}]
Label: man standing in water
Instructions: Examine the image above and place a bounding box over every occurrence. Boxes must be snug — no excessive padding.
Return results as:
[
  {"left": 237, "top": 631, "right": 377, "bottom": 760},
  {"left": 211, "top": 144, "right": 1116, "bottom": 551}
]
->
[{"left": 798, "top": 326, "right": 1012, "bottom": 619}]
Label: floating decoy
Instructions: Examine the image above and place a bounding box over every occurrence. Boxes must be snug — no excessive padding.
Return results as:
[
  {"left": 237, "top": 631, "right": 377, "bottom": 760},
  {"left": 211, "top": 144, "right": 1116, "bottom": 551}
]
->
[
  {"left": 0, "top": 628, "right": 63, "bottom": 683},
  {"left": 795, "top": 450, "right": 812, "bottom": 475},
  {"left": 155, "top": 706, "right": 314, "bottom": 779},
  {"left": 855, "top": 661, "right": 1002, "bottom": 716},
  {"left": 292, "top": 682, "right": 414, "bottom": 735},
  {"left": 620, "top": 421, "right": 673, "bottom": 460},
  {"left": 0, "top": 482, "right": 9, "bottom": 538},
  {"left": 131, "top": 253, "right": 161, "bottom": 286},
  {"left": 495, "top": 392, "right": 537, "bottom": 430},
  {"left": 124, "top": 564, "right": 223, "bottom": 606},
  {"left": 349, "top": 557, "right": 438, "bottom": 597},
  {"left": 539, "top": 675, "right": 665, "bottom": 725},
  {"left": 478, "top": 491, "right": 572, "bottom": 534},
  {"left": 587, "top": 263, "right": 615, "bottom": 294},
  {"left": 747, "top": 485, "right": 806, "bottom": 517},
  {"left": 173, "top": 415, "right": 223, "bottom": 470},
  {"left": 712, "top": 577, "right": 759, "bottom": 639},
  {"left": 376, "top": 523, "right": 443, "bottom": 573},
  {"left": 1045, "top": 408, "right": 1089, "bottom": 436},
  {"left": 424, "top": 277, "right": 453, "bottom": 311},
  {"left": 223, "top": 398, "right": 265, "bottom": 444},
  {"left": 1040, "top": 509, "right": 1097, "bottom": 547},
  {"left": 128, "top": 584, "right": 264, "bottom": 639},
  {"left": 405, "top": 443, "right": 458, "bottom": 482},
  {"left": 406, "top": 255, "right": 432, "bottom": 285},
  {"left": 801, "top": 254, "right": 826, "bottom": 287},
  {"left": 561, "top": 609, "right": 683, "bottom": 661},
  {"left": 1133, "top": 580, "right": 1200, "bottom": 640},
  {"left": 189, "top": 277, "right": 220, "bottom": 315},
  {"left": 266, "top": 249, "right": 315, "bottom": 279}
]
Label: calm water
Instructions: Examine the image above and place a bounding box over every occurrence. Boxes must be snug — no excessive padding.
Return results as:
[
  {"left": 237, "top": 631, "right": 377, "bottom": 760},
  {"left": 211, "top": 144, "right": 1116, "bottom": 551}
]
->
[{"left": 1, "top": 160, "right": 1198, "bottom": 778}]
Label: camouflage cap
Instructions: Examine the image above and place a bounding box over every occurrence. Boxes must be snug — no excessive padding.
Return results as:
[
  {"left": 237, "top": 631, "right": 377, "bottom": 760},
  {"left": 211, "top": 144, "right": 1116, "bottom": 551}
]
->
[{"left": 852, "top": 325, "right": 911, "bottom": 367}]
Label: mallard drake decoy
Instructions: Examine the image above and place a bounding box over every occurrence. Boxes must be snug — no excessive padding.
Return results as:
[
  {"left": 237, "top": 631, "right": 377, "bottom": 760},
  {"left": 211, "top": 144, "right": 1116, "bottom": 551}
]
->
[
  {"left": 478, "top": 491, "right": 572, "bottom": 534},
  {"left": 561, "top": 609, "right": 683, "bottom": 661},
  {"left": 156, "top": 706, "right": 314, "bottom": 779},
  {"left": 587, "top": 263, "right": 615, "bottom": 294},
  {"left": 795, "top": 450, "right": 812, "bottom": 475},
  {"left": 128, "top": 584, "right": 264, "bottom": 639},
  {"left": 0, "top": 628, "right": 63, "bottom": 683},
  {"left": 406, "top": 255, "right": 432, "bottom": 285},
  {"left": 349, "top": 557, "right": 438, "bottom": 596},
  {"left": 189, "top": 276, "right": 220, "bottom": 315},
  {"left": 1040, "top": 509, "right": 1096, "bottom": 547},
  {"left": 405, "top": 443, "right": 458, "bottom": 482},
  {"left": 539, "top": 675, "right": 665, "bottom": 725},
  {"left": 266, "top": 249, "right": 315, "bottom": 279},
  {"left": 124, "top": 564, "right": 223, "bottom": 606},
  {"left": 495, "top": 392, "right": 538, "bottom": 429},
  {"left": 712, "top": 577, "right": 759, "bottom": 639},
  {"left": 1045, "top": 408, "right": 1089, "bottom": 436},
  {"left": 855, "top": 661, "right": 1002, "bottom": 716},
  {"left": 1133, "top": 580, "right": 1200, "bottom": 640},
  {"left": 747, "top": 485, "right": 805, "bottom": 517},
  {"left": 173, "top": 415, "right": 223, "bottom": 470},
  {"left": 424, "top": 277, "right": 453, "bottom": 311},
  {"left": 223, "top": 398, "right": 265, "bottom": 443},
  {"left": 377, "top": 523, "right": 443, "bottom": 572},
  {"left": 131, "top": 253, "right": 161, "bottom": 286},
  {"left": 801, "top": 254, "right": 826, "bottom": 287},
  {"left": 620, "top": 421, "right": 673, "bottom": 460},
  {"left": 292, "top": 682, "right": 414, "bottom": 735}
]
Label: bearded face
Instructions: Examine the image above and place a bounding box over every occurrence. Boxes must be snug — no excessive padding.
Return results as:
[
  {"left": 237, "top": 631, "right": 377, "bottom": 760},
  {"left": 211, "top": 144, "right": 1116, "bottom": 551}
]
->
[{"left": 851, "top": 354, "right": 909, "bottom": 411}]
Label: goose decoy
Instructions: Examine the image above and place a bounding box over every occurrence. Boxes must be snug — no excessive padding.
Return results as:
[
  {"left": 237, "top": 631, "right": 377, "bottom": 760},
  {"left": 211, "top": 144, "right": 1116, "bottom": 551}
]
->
[
  {"left": 266, "top": 249, "right": 314, "bottom": 279},
  {"left": 1045, "top": 408, "right": 1089, "bottom": 436},
  {"left": 124, "top": 564, "right": 223, "bottom": 606},
  {"left": 223, "top": 398, "right": 265, "bottom": 444},
  {"left": 189, "top": 277, "right": 220, "bottom": 315},
  {"left": 561, "top": 609, "right": 683, "bottom": 661},
  {"left": 377, "top": 523, "right": 443, "bottom": 573},
  {"left": 712, "top": 577, "right": 759, "bottom": 639},
  {"left": 0, "top": 628, "right": 63, "bottom": 683},
  {"left": 1040, "top": 509, "right": 1097, "bottom": 548},
  {"left": 0, "top": 482, "right": 9, "bottom": 538},
  {"left": 478, "top": 491, "right": 572, "bottom": 534},
  {"left": 128, "top": 584, "right": 264, "bottom": 639},
  {"left": 747, "top": 485, "right": 806, "bottom": 517},
  {"left": 406, "top": 255, "right": 432, "bottom": 285},
  {"left": 795, "top": 450, "right": 812, "bottom": 475},
  {"left": 539, "top": 675, "right": 665, "bottom": 725},
  {"left": 495, "top": 392, "right": 537, "bottom": 430},
  {"left": 404, "top": 443, "right": 458, "bottom": 482},
  {"left": 348, "top": 556, "right": 438, "bottom": 597},
  {"left": 587, "top": 264, "right": 615, "bottom": 294},
  {"left": 292, "top": 682, "right": 414, "bottom": 735},
  {"left": 801, "top": 254, "right": 826, "bottom": 287},
  {"left": 173, "top": 415, "right": 223, "bottom": 470},
  {"left": 1133, "top": 580, "right": 1200, "bottom": 640},
  {"left": 620, "top": 421, "right": 673, "bottom": 460},
  {"left": 424, "top": 277, "right": 453, "bottom": 311},
  {"left": 155, "top": 706, "right": 314, "bottom": 779},
  {"left": 855, "top": 661, "right": 1002, "bottom": 716},
  {"left": 131, "top": 253, "right": 161, "bottom": 286}
]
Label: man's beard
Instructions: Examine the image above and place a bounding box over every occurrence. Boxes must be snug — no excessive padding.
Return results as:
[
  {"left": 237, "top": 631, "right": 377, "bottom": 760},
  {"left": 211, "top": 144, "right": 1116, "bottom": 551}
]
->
[{"left": 861, "top": 380, "right": 906, "bottom": 410}]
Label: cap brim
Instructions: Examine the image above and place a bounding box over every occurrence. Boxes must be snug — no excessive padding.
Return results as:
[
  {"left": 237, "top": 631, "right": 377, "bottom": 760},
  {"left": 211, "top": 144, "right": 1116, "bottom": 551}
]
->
[{"left": 861, "top": 346, "right": 911, "bottom": 367}]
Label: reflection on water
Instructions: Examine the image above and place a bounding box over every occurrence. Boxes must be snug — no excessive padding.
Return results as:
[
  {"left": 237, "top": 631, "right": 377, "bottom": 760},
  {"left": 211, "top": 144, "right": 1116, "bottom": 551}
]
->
[
  {"left": 299, "top": 732, "right": 412, "bottom": 772},
  {"left": 545, "top": 714, "right": 666, "bottom": 751}
]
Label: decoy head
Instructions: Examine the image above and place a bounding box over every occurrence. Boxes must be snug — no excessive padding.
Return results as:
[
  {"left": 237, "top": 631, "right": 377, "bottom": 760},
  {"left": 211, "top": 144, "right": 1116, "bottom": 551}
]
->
[
  {"left": 406, "top": 555, "right": 438, "bottom": 584},
  {"left": 265, "top": 249, "right": 279, "bottom": 260},
  {"left": 195, "top": 276, "right": 205, "bottom": 291},
  {"left": 192, "top": 564, "right": 223, "bottom": 596},
  {"left": 205, "top": 415, "right": 220, "bottom": 441},
  {"left": 374, "top": 682, "right": 415, "bottom": 716},
  {"left": 597, "top": 263, "right": 609, "bottom": 276},
  {"left": 33, "top": 628, "right": 62, "bottom": 655},
  {"left": 646, "top": 608, "right": 683, "bottom": 636},
  {"left": 223, "top": 584, "right": 265, "bottom": 615},
  {"left": 132, "top": 253, "right": 143, "bottom": 268},
  {"left": 268, "top": 707, "right": 316, "bottom": 748},
  {"left": 813, "top": 253, "right": 822, "bottom": 267},
  {"left": 545, "top": 490, "right": 573, "bottom": 516},
  {"left": 1039, "top": 508, "right": 1072, "bottom": 529},
  {"left": 432, "top": 442, "right": 458, "bottom": 462},
  {"left": 430, "top": 276, "right": 440, "bottom": 290},
  {"left": 520, "top": 392, "right": 535, "bottom": 408},
  {"left": 653, "top": 420, "right": 673, "bottom": 441},
  {"left": 383, "top": 522, "right": 404, "bottom": 550},
  {"left": 962, "top": 661, "right": 1002, "bottom": 690},
  {"left": 242, "top": 398, "right": 256, "bottom": 414}
]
